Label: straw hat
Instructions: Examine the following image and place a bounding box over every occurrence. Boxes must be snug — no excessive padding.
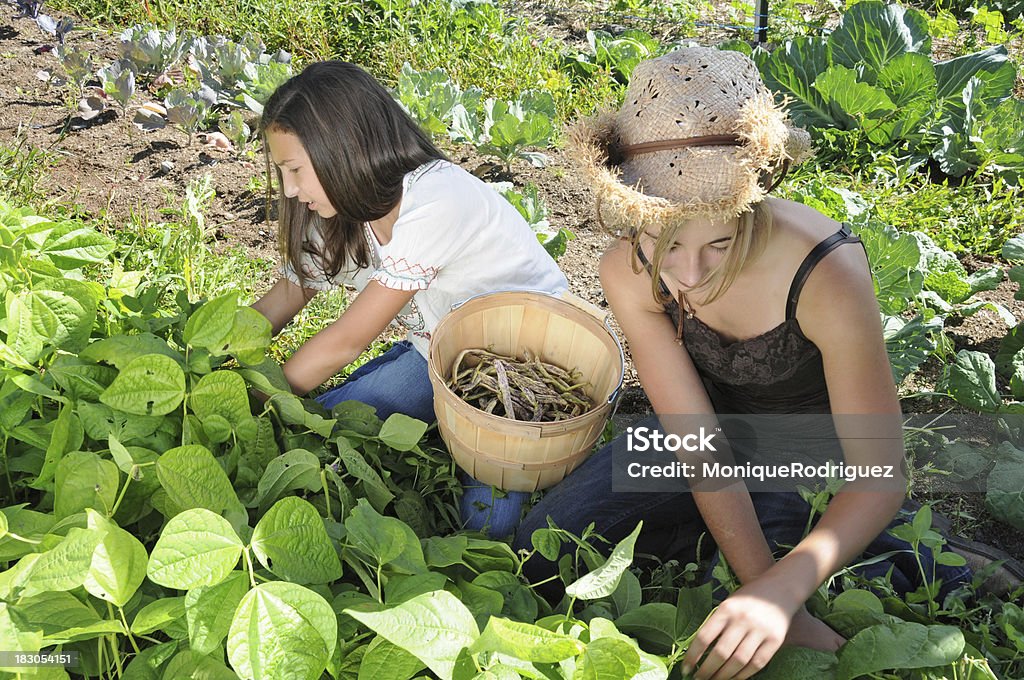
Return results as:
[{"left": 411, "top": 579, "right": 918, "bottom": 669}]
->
[{"left": 568, "top": 47, "right": 811, "bottom": 233}]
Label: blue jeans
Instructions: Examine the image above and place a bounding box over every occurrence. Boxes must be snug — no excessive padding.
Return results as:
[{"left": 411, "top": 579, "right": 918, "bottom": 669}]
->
[
  {"left": 512, "top": 415, "right": 972, "bottom": 599},
  {"left": 317, "top": 341, "right": 436, "bottom": 422},
  {"left": 316, "top": 341, "right": 528, "bottom": 537},
  {"left": 458, "top": 471, "right": 530, "bottom": 539}
]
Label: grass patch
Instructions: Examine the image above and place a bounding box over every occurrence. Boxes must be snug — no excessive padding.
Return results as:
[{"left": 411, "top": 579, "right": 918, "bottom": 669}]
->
[{"left": 0, "top": 130, "right": 55, "bottom": 205}]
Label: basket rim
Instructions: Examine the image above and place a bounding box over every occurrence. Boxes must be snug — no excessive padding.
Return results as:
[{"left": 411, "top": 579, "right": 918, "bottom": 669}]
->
[{"left": 427, "top": 290, "right": 625, "bottom": 430}]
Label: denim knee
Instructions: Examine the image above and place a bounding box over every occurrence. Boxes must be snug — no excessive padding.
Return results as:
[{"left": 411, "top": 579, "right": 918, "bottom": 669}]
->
[
  {"left": 458, "top": 471, "right": 530, "bottom": 539},
  {"left": 315, "top": 341, "right": 434, "bottom": 423}
]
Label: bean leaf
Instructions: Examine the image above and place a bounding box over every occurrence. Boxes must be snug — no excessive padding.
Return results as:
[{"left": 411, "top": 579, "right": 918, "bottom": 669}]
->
[
  {"left": 566, "top": 522, "right": 642, "bottom": 600},
  {"left": 251, "top": 497, "right": 343, "bottom": 584},
  {"left": 675, "top": 582, "right": 713, "bottom": 642},
  {"left": 836, "top": 622, "right": 964, "bottom": 680},
  {"left": 100, "top": 353, "right": 186, "bottom": 416},
  {"left": 356, "top": 636, "right": 425, "bottom": 680},
  {"left": 378, "top": 413, "right": 428, "bottom": 451},
  {"left": 185, "top": 572, "right": 250, "bottom": 657},
  {"left": 80, "top": 333, "right": 183, "bottom": 370},
  {"left": 147, "top": 508, "right": 243, "bottom": 590},
  {"left": 156, "top": 444, "right": 241, "bottom": 515},
  {"left": 345, "top": 499, "right": 426, "bottom": 574},
  {"left": 227, "top": 581, "right": 337, "bottom": 680},
  {"left": 222, "top": 306, "right": 272, "bottom": 365},
  {"left": 54, "top": 450, "right": 119, "bottom": 520},
  {"left": 344, "top": 590, "right": 478, "bottom": 680},
  {"left": 131, "top": 597, "right": 185, "bottom": 635},
  {"left": 23, "top": 527, "right": 101, "bottom": 598},
  {"left": 574, "top": 636, "right": 640, "bottom": 680},
  {"left": 190, "top": 370, "right": 251, "bottom": 426},
  {"left": 469, "top": 617, "right": 583, "bottom": 662},
  {"left": 183, "top": 292, "right": 238, "bottom": 352},
  {"left": 614, "top": 603, "right": 677, "bottom": 653},
  {"left": 83, "top": 509, "right": 147, "bottom": 606},
  {"left": 39, "top": 221, "right": 115, "bottom": 267},
  {"left": 253, "top": 448, "right": 322, "bottom": 512},
  {"left": 757, "top": 647, "right": 838, "bottom": 679},
  {"left": 162, "top": 649, "right": 238, "bottom": 679}
]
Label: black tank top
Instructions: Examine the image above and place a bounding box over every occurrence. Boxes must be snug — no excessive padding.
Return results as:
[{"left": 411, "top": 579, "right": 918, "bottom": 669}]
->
[{"left": 635, "top": 224, "right": 863, "bottom": 414}]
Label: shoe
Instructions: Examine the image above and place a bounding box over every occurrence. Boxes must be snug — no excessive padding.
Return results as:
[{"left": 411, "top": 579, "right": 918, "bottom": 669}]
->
[
  {"left": 945, "top": 533, "right": 1024, "bottom": 598},
  {"left": 901, "top": 499, "right": 1023, "bottom": 598}
]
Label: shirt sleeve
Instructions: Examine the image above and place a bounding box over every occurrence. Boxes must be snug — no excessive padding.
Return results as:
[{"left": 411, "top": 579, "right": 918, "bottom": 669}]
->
[
  {"left": 279, "top": 258, "right": 334, "bottom": 291},
  {"left": 369, "top": 166, "right": 471, "bottom": 292}
]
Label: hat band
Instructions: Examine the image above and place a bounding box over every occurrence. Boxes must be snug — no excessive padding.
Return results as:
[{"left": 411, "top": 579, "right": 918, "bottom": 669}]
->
[
  {"left": 617, "top": 134, "right": 742, "bottom": 160},
  {"left": 616, "top": 133, "right": 791, "bottom": 193}
]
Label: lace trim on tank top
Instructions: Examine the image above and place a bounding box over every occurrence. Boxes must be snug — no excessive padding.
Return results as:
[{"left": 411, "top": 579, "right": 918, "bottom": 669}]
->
[{"left": 635, "top": 224, "right": 862, "bottom": 387}]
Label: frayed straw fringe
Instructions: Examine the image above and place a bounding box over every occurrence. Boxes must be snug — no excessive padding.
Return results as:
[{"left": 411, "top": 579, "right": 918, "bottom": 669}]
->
[
  {"left": 567, "top": 111, "right": 764, "bottom": 235},
  {"left": 737, "top": 94, "right": 813, "bottom": 168},
  {"left": 566, "top": 99, "right": 812, "bottom": 235},
  {"left": 736, "top": 95, "right": 790, "bottom": 169}
]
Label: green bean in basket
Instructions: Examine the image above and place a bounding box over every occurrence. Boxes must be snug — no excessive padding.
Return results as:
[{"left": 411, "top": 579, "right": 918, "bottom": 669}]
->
[{"left": 448, "top": 348, "right": 593, "bottom": 422}]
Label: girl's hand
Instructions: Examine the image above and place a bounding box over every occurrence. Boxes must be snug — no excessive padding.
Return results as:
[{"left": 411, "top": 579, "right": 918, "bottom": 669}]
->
[
  {"left": 681, "top": 582, "right": 799, "bottom": 680},
  {"left": 785, "top": 606, "right": 845, "bottom": 652}
]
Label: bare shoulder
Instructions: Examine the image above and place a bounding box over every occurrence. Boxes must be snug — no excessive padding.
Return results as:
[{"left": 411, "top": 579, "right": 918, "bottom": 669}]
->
[
  {"left": 768, "top": 198, "right": 876, "bottom": 327},
  {"left": 599, "top": 239, "right": 664, "bottom": 314},
  {"left": 768, "top": 197, "right": 844, "bottom": 252},
  {"left": 796, "top": 243, "right": 878, "bottom": 341},
  {"left": 780, "top": 203, "right": 872, "bottom": 297},
  {"left": 599, "top": 238, "right": 633, "bottom": 277}
]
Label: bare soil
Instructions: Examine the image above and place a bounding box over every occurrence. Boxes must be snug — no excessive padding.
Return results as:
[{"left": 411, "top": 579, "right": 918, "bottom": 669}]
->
[{"left": 2, "top": 10, "right": 1021, "bottom": 560}]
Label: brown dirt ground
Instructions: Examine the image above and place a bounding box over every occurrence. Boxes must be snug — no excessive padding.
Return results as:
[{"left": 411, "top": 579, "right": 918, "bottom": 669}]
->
[{"left": 2, "top": 10, "right": 1022, "bottom": 560}]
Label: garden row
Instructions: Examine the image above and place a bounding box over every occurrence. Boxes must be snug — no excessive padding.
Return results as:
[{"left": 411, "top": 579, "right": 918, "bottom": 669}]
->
[{"left": 0, "top": 187, "right": 1021, "bottom": 679}]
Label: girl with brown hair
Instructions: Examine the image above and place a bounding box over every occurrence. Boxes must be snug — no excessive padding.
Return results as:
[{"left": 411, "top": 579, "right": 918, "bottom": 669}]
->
[{"left": 253, "top": 61, "right": 567, "bottom": 535}]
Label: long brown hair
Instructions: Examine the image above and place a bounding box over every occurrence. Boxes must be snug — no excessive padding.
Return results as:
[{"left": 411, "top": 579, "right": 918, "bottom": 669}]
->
[{"left": 259, "top": 61, "right": 446, "bottom": 284}]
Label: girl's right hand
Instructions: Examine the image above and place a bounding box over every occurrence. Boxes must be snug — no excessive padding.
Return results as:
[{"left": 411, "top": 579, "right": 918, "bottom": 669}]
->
[
  {"left": 682, "top": 599, "right": 844, "bottom": 680},
  {"left": 682, "top": 582, "right": 796, "bottom": 680}
]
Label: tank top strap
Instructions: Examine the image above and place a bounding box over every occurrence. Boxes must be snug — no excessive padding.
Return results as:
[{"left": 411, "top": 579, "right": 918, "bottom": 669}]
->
[
  {"left": 634, "top": 244, "right": 674, "bottom": 301},
  {"left": 785, "top": 223, "right": 862, "bottom": 320}
]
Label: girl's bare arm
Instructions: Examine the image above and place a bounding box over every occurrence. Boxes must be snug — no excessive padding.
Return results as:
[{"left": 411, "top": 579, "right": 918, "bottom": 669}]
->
[
  {"left": 759, "top": 239, "right": 906, "bottom": 603},
  {"left": 252, "top": 277, "right": 320, "bottom": 336},
  {"left": 602, "top": 239, "right": 854, "bottom": 680},
  {"left": 282, "top": 281, "right": 416, "bottom": 395}
]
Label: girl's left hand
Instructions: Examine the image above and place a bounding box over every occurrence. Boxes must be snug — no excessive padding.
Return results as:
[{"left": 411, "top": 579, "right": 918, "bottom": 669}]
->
[
  {"left": 681, "top": 582, "right": 798, "bottom": 680},
  {"left": 785, "top": 606, "right": 845, "bottom": 651}
]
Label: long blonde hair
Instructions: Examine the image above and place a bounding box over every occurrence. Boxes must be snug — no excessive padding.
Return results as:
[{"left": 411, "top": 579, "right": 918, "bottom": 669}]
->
[{"left": 630, "top": 201, "right": 773, "bottom": 307}]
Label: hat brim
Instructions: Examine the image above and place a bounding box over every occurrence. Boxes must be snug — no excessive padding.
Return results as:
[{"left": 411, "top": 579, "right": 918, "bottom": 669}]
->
[{"left": 566, "top": 98, "right": 811, "bottom": 234}]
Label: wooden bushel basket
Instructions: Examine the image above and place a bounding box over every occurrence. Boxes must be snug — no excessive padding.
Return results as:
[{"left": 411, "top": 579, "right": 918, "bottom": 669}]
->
[{"left": 428, "top": 291, "right": 624, "bottom": 492}]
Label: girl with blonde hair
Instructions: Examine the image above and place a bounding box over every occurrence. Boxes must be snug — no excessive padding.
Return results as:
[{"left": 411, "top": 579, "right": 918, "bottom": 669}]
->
[{"left": 512, "top": 47, "right": 985, "bottom": 679}]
